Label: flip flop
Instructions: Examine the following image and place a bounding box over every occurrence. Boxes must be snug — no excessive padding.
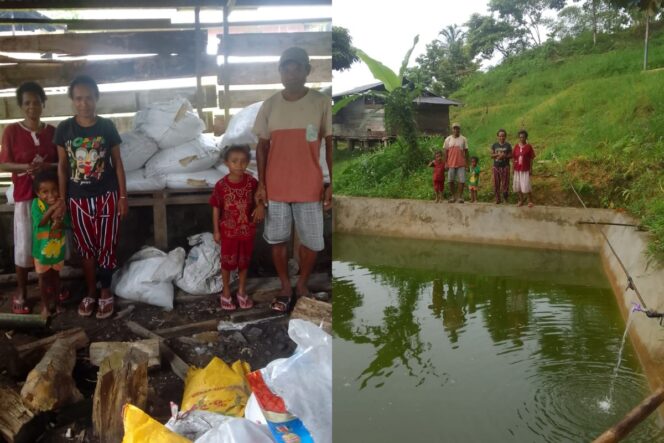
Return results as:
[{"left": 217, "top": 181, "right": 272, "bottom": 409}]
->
[
  {"left": 96, "top": 296, "right": 115, "bottom": 319},
  {"left": 58, "top": 288, "right": 71, "bottom": 303},
  {"left": 271, "top": 295, "right": 293, "bottom": 313},
  {"left": 527, "top": 202, "right": 534, "bottom": 208},
  {"left": 220, "top": 294, "right": 237, "bottom": 311},
  {"left": 78, "top": 297, "right": 96, "bottom": 317},
  {"left": 237, "top": 293, "right": 254, "bottom": 310},
  {"left": 11, "top": 296, "right": 30, "bottom": 315}
]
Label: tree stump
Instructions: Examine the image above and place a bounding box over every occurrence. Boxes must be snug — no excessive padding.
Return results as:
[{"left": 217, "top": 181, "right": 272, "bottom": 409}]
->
[
  {"left": 20, "top": 337, "right": 83, "bottom": 412},
  {"left": 291, "top": 297, "right": 332, "bottom": 333},
  {"left": 0, "top": 387, "right": 45, "bottom": 443},
  {"left": 92, "top": 347, "right": 149, "bottom": 443}
]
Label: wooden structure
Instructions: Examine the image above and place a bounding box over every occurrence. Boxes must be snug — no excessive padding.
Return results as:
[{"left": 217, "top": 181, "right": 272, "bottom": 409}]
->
[
  {"left": 332, "top": 81, "right": 461, "bottom": 148},
  {"left": 0, "top": 0, "right": 332, "bottom": 266}
]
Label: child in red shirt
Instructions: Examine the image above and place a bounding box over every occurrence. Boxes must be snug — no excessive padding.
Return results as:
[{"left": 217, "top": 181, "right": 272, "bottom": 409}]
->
[
  {"left": 512, "top": 130, "right": 535, "bottom": 207},
  {"left": 428, "top": 150, "right": 445, "bottom": 203},
  {"left": 210, "top": 145, "right": 265, "bottom": 310}
]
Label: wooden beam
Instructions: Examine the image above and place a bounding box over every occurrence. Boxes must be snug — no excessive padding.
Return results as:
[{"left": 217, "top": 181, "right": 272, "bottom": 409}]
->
[
  {"left": 0, "top": 30, "right": 207, "bottom": 56},
  {"left": 89, "top": 339, "right": 160, "bottom": 369},
  {"left": 291, "top": 297, "right": 332, "bottom": 334},
  {"left": 0, "top": 54, "right": 217, "bottom": 90},
  {"left": 218, "top": 58, "right": 331, "bottom": 86},
  {"left": 0, "top": 0, "right": 331, "bottom": 7},
  {"left": 219, "top": 31, "right": 331, "bottom": 57},
  {"left": 153, "top": 319, "right": 219, "bottom": 338},
  {"left": 593, "top": 386, "right": 664, "bottom": 443},
  {"left": 125, "top": 320, "right": 189, "bottom": 381},
  {"left": 0, "top": 85, "right": 217, "bottom": 120},
  {"left": 219, "top": 89, "right": 280, "bottom": 109}
]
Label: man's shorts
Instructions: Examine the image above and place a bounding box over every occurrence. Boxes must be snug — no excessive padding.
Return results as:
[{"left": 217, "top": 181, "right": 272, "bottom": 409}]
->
[
  {"left": 13, "top": 200, "right": 32, "bottom": 268},
  {"left": 264, "top": 201, "right": 324, "bottom": 252},
  {"left": 447, "top": 167, "right": 466, "bottom": 183}
]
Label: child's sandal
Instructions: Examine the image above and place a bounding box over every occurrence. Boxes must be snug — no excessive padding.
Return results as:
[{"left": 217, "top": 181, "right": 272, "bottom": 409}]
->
[
  {"left": 78, "top": 297, "right": 96, "bottom": 317},
  {"left": 11, "top": 296, "right": 30, "bottom": 315},
  {"left": 96, "top": 296, "right": 114, "bottom": 319},
  {"left": 220, "top": 294, "right": 237, "bottom": 311},
  {"left": 58, "top": 288, "right": 71, "bottom": 304},
  {"left": 237, "top": 293, "right": 254, "bottom": 310}
]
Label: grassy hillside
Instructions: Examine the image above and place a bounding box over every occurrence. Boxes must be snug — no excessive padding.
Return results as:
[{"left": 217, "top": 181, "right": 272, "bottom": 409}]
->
[{"left": 335, "top": 25, "right": 664, "bottom": 258}]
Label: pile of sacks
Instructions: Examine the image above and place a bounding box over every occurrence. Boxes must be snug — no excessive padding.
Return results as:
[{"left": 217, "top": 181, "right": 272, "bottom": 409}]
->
[{"left": 122, "top": 97, "right": 226, "bottom": 192}]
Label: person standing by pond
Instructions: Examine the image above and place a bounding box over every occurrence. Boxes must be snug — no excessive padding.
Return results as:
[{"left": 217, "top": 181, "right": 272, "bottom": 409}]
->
[
  {"left": 0, "top": 82, "right": 59, "bottom": 314},
  {"left": 443, "top": 122, "right": 469, "bottom": 203},
  {"left": 428, "top": 150, "right": 445, "bottom": 203},
  {"left": 253, "top": 47, "right": 332, "bottom": 312},
  {"left": 490, "top": 128, "right": 512, "bottom": 204},
  {"left": 55, "top": 75, "right": 128, "bottom": 319},
  {"left": 512, "top": 129, "right": 535, "bottom": 207}
]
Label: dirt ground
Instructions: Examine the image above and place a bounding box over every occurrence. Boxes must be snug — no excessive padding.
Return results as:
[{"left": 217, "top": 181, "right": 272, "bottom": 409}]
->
[{"left": 0, "top": 273, "right": 330, "bottom": 443}]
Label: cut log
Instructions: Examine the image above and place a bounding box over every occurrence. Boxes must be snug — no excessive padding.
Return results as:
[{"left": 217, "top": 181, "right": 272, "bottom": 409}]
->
[
  {"left": 125, "top": 321, "right": 189, "bottom": 381},
  {"left": 0, "top": 386, "right": 46, "bottom": 443},
  {"left": 0, "top": 314, "right": 48, "bottom": 329},
  {"left": 15, "top": 327, "right": 89, "bottom": 360},
  {"left": 89, "top": 339, "right": 160, "bottom": 369},
  {"left": 20, "top": 337, "right": 83, "bottom": 412},
  {"left": 92, "top": 348, "right": 149, "bottom": 443},
  {"left": 153, "top": 319, "right": 219, "bottom": 338},
  {"left": 290, "top": 297, "right": 332, "bottom": 334}
]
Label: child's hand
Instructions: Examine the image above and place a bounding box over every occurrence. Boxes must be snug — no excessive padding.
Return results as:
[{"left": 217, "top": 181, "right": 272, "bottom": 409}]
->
[
  {"left": 252, "top": 204, "right": 265, "bottom": 223},
  {"left": 213, "top": 231, "right": 221, "bottom": 243}
]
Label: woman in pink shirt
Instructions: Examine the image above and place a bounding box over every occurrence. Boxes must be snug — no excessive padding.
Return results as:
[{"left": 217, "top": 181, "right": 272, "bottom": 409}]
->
[{"left": 512, "top": 129, "right": 535, "bottom": 207}]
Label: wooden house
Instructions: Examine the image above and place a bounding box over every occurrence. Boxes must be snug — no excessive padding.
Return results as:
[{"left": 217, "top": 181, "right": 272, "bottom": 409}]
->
[{"left": 332, "top": 81, "right": 461, "bottom": 147}]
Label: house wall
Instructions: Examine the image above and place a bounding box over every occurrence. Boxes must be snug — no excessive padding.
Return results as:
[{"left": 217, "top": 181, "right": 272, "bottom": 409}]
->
[{"left": 415, "top": 103, "right": 449, "bottom": 135}]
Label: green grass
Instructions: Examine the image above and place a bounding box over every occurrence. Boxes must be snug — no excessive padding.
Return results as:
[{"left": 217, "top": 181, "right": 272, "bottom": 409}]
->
[{"left": 335, "top": 26, "right": 664, "bottom": 259}]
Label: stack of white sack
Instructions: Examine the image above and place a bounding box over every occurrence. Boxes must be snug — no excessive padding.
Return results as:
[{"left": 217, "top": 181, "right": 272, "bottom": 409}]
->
[
  {"left": 134, "top": 97, "right": 205, "bottom": 149},
  {"left": 166, "top": 169, "right": 224, "bottom": 190},
  {"left": 146, "top": 134, "right": 221, "bottom": 177},
  {"left": 119, "top": 130, "right": 159, "bottom": 172},
  {"left": 125, "top": 169, "right": 167, "bottom": 192}
]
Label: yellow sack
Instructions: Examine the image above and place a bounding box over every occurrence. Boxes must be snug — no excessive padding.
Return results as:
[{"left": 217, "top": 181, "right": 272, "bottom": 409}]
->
[
  {"left": 181, "top": 357, "right": 251, "bottom": 416},
  {"left": 121, "top": 404, "right": 191, "bottom": 443}
]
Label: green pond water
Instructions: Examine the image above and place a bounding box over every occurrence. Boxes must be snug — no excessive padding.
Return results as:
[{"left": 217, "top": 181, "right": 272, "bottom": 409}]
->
[{"left": 333, "top": 234, "right": 664, "bottom": 443}]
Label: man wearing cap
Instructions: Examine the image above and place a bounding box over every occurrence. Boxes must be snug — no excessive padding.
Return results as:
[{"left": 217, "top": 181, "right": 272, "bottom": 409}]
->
[
  {"left": 253, "top": 46, "right": 332, "bottom": 312},
  {"left": 443, "top": 122, "right": 469, "bottom": 203}
]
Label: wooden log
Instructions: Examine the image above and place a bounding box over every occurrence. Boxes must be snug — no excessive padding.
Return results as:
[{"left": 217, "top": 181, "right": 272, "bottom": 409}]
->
[
  {"left": 0, "top": 387, "right": 46, "bottom": 443},
  {"left": 89, "top": 339, "right": 160, "bottom": 369},
  {"left": 220, "top": 31, "right": 331, "bottom": 57},
  {"left": 218, "top": 58, "right": 331, "bottom": 86},
  {"left": 20, "top": 337, "right": 83, "bottom": 412},
  {"left": 15, "top": 327, "right": 89, "bottom": 360},
  {"left": 92, "top": 348, "right": 149, "bottom": 443},
  {"left": 0, "top": 314, "right": 48, "bottom": 330},
  {"left": 593, "top": 386, "right": 664, "bottom": 443},
  {"left": 153, "top": 319, "right": 219, "bottom": 338},
  {"left": 0, "top": 30, "right": 206, "bottom": 56},
  {"left": 0, "top": 53, "right": 217, "bottom": 91},
  {"left": 290, "top": 297, "right": 331, "bottom": 334},
  {"left": 125, "top": 320, "right": 189, "bottom": 381}
]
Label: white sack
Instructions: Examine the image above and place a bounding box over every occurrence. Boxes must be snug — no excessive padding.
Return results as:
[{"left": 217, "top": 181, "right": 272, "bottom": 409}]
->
[
  {"left": 175, "top": 232, "right": 222, "bottom": 295},
  {"left": 220, "top": 102, "right": 263, "bottom": 148},
  {"left": 166, "top": 169, "right": 223, "bottom": 190},
  {"left": 125, "top": 169, "right": 166, "bottom": 192},
  {"left": 134, "top": 98, "right": 205, "bottom": 149},
  {"left": 145, "top": 134, "right": 220, "bottom": 177},
  {"left": 119, "top": 131, "right": 159, "bottom": 172}
]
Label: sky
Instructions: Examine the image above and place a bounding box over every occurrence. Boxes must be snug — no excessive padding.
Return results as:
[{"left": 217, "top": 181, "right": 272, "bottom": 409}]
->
[{"left": 333, "top": 0, "right": 491, "bottom": 95}]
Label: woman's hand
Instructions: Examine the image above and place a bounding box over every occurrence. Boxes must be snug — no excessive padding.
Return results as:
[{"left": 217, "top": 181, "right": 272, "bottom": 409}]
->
[{"left": 117, "top": 196, "right": 129, "bottom": 220}]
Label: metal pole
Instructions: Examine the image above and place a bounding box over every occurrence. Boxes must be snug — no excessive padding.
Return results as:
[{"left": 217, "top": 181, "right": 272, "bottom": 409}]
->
[{"left": 195, "top": 6, "right": 204, "bottom": 120}]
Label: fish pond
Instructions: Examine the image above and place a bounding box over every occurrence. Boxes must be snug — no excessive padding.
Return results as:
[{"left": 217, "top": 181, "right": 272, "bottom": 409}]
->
[{"left": 333, "top": 234, "right": 664, "bottom": 442}]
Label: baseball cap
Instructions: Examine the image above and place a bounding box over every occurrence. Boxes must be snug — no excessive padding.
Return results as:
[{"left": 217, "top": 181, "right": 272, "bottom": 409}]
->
[
  {"left": 451, "top": 122, "right": 461, "bottom": 128},
  {"left": 279, "top": 47, "right": 310, "bottom": 68}
]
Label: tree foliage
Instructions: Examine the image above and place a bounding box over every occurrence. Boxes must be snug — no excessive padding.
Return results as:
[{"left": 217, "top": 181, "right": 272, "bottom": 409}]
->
[
  {"left": 465, "top": 13, "right": 528, "bottom": 59},
  {"left": 332, "top": 26, "right": 359, "bottom": 72},
  {"left": 489, "top": 0, "right": 567, "bottom": 45}
]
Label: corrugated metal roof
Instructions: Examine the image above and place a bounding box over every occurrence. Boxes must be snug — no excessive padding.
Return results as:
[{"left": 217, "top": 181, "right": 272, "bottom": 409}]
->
[
  {"left": 334, "top": 81, "right": 462, "bottom": 106},
  {"left": 414, "top": 96, "right": 461, "bottom": 106}
]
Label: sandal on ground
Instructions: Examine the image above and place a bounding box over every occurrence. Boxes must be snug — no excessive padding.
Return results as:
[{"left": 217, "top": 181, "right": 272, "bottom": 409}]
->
[
  {"left": 11, "top": 296, "right": 30, "bottom": 314},
  {"left": 448, "top": 198, "right": 456, "bottom": 203},
  {"left": 237, "top": 293, "right": 254, "bottom": 310},
  {"left": 58, "top": 288, "right": 71, "bottom": 303},
  {"left": 517, "top": 201, "right": 524, "bottom": 207},
  {"left": 96, "top": 296, "right": 114, "bottom": 319},
  {"left": 220, "top": 294, "right": 237, "bottom": 311},
  {"left": 78, "top": 297, "right": 96, "bottom": 317},
  {"left": 527, "top": 202, "right": 534, "bottom": 208},
  {"left": 271, "top": 295, "right": 293, "bottom": 313}
]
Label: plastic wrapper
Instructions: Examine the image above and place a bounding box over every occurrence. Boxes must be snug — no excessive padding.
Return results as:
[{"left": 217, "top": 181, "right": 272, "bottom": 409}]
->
[
  {"left": 194, "top": 417, "right": 273, "bottom": 443},
  {"left": 181, "top": 358, "right": 251, "bottom": 416},
  {"left": 122, "top": 404, "right": 191, "bottom": 443},
  {"left": 175, "top": 233, "right": 223, "bottom": 295}
]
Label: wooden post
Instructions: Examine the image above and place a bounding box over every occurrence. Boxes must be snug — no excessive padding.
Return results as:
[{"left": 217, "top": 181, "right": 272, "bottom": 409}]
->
[
  {"left": 593, "top": 386, "right": 664, "bottom": 443},
  {"left": 194, "top": 6, "right": 204, "bottom": 120},
  {"left": 92, "top": 348, "right": 149, "bottom": 443},
  {"left": 152, "top": 191, "right": 168, "bottom": 250},
  {"left": 20, "top": 337, "right": 83, "bottom": 412},
  {"left": 222, "top": 4, "right": 230, "bottom": 121}
]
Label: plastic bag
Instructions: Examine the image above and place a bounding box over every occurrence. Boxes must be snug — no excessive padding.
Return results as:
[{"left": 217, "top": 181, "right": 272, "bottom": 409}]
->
[
  {"left": 175, "top": 233, "right": 223, "bottom": 295},
  {"left": 145, "top": 134, "right": 220, "bottom": 177},
  {"left": 261, "top": 320, "right": 332, "bottom": 443},
  {"left": 134, "top": 98, "right": 205, "bottom": 149},
  {"left": 5, "top": 183, "right": 14, "bottom": 205},
  {"left": 244, "top": 393, "right": 268, "bottom": 426},
  {"left": 122, "top": 404, "right": 191, "bottom": 443},
  {"left": 181, "top": 357, "right": 251, "bottom": 417},
  {"left": 194, "top": 417, "right": 273, "bottom": 443},
  {"left": 126, "top": 169, "right": 166, "bottom": 192},
  {"left": 220, "top": 102, "right": 263, "bottom": 148},
  {"left": 166, "top": 169, "right": 223, "bottom": 190},
  {"left": 166, "top": 405, "right": 232, "bottom": 441},
  {"left": 119, "top": 130, "right": 159, "bottom": 172},
  {"left": 112, "top": 247, "right": 185, "bottom": 310}
]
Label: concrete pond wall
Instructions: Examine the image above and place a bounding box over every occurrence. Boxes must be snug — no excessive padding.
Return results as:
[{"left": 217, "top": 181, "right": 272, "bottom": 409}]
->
[{"left": 334, "top": 196, "right": 664, "bottom": 396}]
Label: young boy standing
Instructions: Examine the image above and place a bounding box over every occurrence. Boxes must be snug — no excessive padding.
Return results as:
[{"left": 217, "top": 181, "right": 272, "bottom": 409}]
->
[
  {"left": 253, "top": 47, "right": 332, "bottom": 312},
  {"left": 428, "top": 150, "right": 445, "bottom": 203},
  {"left": 444, "top": 122, "right": 469, "bottom": 203}
]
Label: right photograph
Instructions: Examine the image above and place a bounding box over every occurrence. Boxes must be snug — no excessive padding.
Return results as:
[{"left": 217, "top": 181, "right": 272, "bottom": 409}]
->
[{"left": 331, "top": 0, "right": 664, "bottom": 442}]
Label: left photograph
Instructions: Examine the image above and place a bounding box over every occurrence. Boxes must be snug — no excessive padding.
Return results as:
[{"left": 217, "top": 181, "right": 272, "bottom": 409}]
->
[{"left": 0, "top": 2, "right": 332, "bottom": 442}]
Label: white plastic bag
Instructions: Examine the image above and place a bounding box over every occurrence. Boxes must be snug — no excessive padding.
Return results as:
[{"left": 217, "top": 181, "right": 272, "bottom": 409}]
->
[
  {"left": 221, "top": 102, "right": 263, "bottom": 148},
  {"left": 134, "top": 98, "right": 205, "bottom": 149},
  {"left": 126, "top": 169, "right": 166, "bottom": 192},
  {"left": 194, "top": 418, "right": 273, "bottom": 443},
  {"left": 166, "top": 407, "right": 232, "bottom": 441},
  {"left": 112, "top": 247, "right": 185, "bottom": 310},
  {"left": 119, "top": 131, "right": 159, "bottom": 172},
  {"left": 261, "top": 320, "right": 332, "bottom": 443},
  {"left": 145, "top": 134, "right": 220, "bottom": 177},
  {"left": 244, "top": 394, "right": 267, "bottom": 426},
  {"left": 166, "top": 169, "right": 223, "bottom": 190},
  {"left": 175, "top": 233, "right": 222, "bottom": 295},
  {"left": 5, "top": 183, "right": 14, "bottom": 205}
]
